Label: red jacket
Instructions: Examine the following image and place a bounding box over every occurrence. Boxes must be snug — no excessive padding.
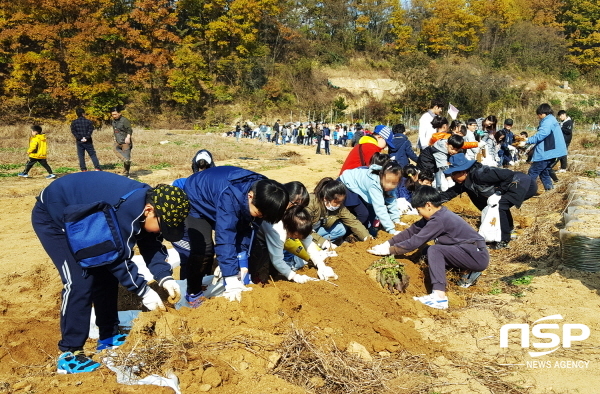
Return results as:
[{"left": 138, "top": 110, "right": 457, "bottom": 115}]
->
[{"left": 339, "top": 143, "right": 382, "bottom": 174}]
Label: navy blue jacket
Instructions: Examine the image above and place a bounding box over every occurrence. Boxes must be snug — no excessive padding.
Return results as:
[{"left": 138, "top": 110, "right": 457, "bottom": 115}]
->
[
  {"left": 184, "top": 166, "right": 265, "bottom": 277},
  {"left": 37, "top": 172, "right": 171, "bottom": 296},
  {"left": 389, "top": 133, "right": 418, "bottom": 167}
]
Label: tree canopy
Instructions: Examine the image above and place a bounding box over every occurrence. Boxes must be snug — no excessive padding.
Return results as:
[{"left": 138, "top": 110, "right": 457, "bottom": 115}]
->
[{"left": 0, "top": 0, "right": 596, "bottom": 123}]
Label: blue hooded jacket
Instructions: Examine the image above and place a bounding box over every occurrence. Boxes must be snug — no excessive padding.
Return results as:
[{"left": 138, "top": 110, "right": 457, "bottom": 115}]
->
[
  {"left": 527, "top": 114, "right": 567, "bottom": 162},
  {"left": 37, "top": 171, "right": 171, "bottom": 296},
  {"left": 184, "top": 166, "right": 266, "bottom": 277},
  {"left": 389, "top": 133, "right": 418, "bottom": 167}
]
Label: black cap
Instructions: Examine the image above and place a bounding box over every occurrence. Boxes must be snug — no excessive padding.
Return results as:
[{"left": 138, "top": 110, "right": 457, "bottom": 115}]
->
[{"left": 504, "top": 119, "right": 513, "bottom": 126}]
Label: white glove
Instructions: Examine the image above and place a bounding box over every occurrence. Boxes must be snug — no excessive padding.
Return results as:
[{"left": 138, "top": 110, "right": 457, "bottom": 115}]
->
[
  {"left": 389, "top": 229, "right": 401, "bottom": 235},
  {"left": 397, "top": 198, "right": 416, "bottom": 215},
  {"left": 487, "top": 193, "right": 502, "bottom": 207},
  {"left": 288, "top": 272, "right": 318, "bottom": 284},
  {"left": 316, "top": 264, "right": 338, "bottom": 281},
  {"left": 161, "top": 279, "right": 181, "bottom": 303},
  {"left": 142, "top": 288, "right": 166, "bottom": 311},
  {"left": 478, "top": 141, "right": 487, "bottom": 148},
  {"left": 367, "top": 241, "right": 391, "bottom": 256},
  {"left": 221, "top": 275, "right": 252, "bottom": 302},
  {"left": 321, "top": 240, "right": 337, "bottom": 250}
]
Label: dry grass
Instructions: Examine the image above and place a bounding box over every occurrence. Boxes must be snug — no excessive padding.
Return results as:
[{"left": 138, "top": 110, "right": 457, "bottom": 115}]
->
[
  {"left": 272, "top": 327, "right": 436, "bottom": 394},
  {"left": 448, "top": 355, "right": 532, "bottom": 394},
  {"left": 0, "top": 124, "right": 304, "bottom": 178},
  {"left": 107, "top": 335, "right": 193, "bottom": 377}
]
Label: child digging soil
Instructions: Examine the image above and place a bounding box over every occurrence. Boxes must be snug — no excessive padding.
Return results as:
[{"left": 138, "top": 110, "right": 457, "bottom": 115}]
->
[{"left": 367, "top": 185, "right": 490, "bottom": 310}]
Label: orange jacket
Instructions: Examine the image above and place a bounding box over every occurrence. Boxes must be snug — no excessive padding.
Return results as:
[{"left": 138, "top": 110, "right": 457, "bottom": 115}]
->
[{"left": 429, "top": 132, "right": 478, "bottom": 149}]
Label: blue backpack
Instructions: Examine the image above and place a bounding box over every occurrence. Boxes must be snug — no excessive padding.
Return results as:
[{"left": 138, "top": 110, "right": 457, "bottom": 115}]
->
[{"left": 63, "top": 189, "right": 142, "bottom": 268}]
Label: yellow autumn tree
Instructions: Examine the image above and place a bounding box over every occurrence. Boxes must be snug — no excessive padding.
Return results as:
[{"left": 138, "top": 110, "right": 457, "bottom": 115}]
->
[
  {"left": 560, "top": 0, "right": 600, "bottom": 72},
  {"left": 389, "top": 5, "right": 416, "bottom": 55},
  {"left": 418, "top": 0, "right": 484, "bottom": 56}
]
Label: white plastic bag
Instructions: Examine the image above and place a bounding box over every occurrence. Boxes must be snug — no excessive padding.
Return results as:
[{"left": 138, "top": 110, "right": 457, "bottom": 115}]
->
[{"left": 478, "top": 203, "right": 502, "bottom": 242}]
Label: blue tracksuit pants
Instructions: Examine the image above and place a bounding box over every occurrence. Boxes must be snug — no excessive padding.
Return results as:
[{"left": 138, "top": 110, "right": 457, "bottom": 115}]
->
[{"left": 32, "top": 201, "right": 119, "bottom": 351}]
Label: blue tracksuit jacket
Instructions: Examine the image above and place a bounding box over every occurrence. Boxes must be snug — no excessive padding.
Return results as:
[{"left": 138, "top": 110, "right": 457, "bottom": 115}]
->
[
  {"left": 184, "top": 166, "right": 265, "bottom": 277},
  {"left": 38, "top": 171, "right": 171, "bottom": 294}
]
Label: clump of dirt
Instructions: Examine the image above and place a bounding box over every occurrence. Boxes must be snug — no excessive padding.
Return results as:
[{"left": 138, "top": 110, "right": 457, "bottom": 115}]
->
[
  {"left": 279, "top": 151, "right": 301, "bottom": 158},
  {"left": 278, "top": 150, "right": 305, "bottom": 166}
]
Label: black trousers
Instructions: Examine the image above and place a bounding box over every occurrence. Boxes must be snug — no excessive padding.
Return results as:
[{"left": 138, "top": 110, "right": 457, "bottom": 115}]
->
[
  {"left": 185, "top": 216, "right": 216, "bottom": 295},
  {"left": 498, "top": 174, "right": 537, "bottom": 242},
  {"left": 23, "top": 158, "right": 53, "bottom": 175},
  {"left": 344, "top": 188, "right": 376, "bottom": 228},
  {"left": 77, "top": 140, "right": 101, "bottom": 171}
]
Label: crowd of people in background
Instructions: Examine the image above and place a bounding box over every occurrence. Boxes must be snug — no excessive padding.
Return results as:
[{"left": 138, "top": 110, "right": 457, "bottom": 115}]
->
[{"left": 229, "top": 119, "right": 371, "bottom": 150}]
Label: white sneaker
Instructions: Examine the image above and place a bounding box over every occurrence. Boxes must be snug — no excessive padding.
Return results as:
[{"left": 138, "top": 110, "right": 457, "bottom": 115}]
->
[
  {"left": 413, "top": 293, "right": 449, "bottom": 310},
  {"left": 558, "top": 169, "right": 566, "bottom": 173}
]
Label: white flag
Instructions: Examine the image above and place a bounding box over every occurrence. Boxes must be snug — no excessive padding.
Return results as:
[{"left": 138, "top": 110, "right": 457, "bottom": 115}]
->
[{"left": 448, "top": 103, "right": 459, "bottom": 120}]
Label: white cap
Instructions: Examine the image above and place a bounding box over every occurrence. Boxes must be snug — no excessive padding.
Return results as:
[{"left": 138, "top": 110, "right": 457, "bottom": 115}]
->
[{"left": 194, "top": 151, "right": 212, "bottom": 164}]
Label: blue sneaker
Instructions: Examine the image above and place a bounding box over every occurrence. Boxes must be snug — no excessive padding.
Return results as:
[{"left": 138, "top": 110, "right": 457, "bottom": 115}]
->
[
  {"left": 185, "top": 291, "right": 205, "bottom": 308},
  {"left": 46, "top": 174, "right": 56, "bottom": 179},
  {"left": 17, "top": 173, "right": 28, "bottom": 178},
  {"left": 97, "top": 333, "right": 128, "bottom": 351},
  {"left": 57, "top": 350, "right": 101, "bottom": 374}
]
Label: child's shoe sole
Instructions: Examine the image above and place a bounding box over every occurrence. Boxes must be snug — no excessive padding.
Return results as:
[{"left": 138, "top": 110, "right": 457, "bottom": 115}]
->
[
  {"left": 57, "top": 351, "right": 101, "bottom": 374},
  {"left": 97, "top": 333, "right": 128, "bottom": 351}
]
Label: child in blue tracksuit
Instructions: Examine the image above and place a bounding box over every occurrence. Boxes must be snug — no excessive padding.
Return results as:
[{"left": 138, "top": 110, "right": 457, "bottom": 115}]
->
[
  {"left": 32, "top": 172, "right": 189, "bottom": 373},
  {"left": 171, "top": 149, "right": 215, "bottom": 279},
  {"left": 183, "top": 166, "right": 289, "bottom": 306},
  {"left": 339, "top": 161, "right": 403, "bottom": 235}
]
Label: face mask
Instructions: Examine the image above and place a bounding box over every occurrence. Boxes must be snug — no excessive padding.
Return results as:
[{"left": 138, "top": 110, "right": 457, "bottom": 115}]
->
[{"left": 325, "top": 202, "right": 340, "bottom": 212}]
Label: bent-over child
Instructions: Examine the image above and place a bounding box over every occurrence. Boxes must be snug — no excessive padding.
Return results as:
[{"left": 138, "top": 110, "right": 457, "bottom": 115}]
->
[
  {"left": 307, "top": 178, "right": 370, "bottom": 246},
  {"left": 340, "top": 160, "right": 402, "bottom": 235},
  {"left": 183, "top": 166, "right": 289, "bottom": 306},
  {"left": 368, "top": 186, "right": 490, "bottom": 310},
  {"left": 250, "top": 182, "right": 337, "bottom": 284}
]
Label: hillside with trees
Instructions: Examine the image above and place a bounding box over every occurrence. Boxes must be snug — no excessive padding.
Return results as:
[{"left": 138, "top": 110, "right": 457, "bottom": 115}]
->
[{"left": 0, "top": 0, "right": 598, "bottom": 126}]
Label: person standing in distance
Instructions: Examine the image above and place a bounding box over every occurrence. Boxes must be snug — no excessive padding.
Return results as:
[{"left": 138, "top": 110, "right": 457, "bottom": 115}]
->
[
  {"left": 71, "top": 108, "right": 102, "bottom": 172},
  {"left": 525, "top": 103, "right": 567, "bottom": 191},
  {"left": 556, "top": 110, "right": 573, "bottom": 172},
  {"left": 418, "top": 99, "right": 445, "bottom": 151},
  {"left": 110, "top": 106, "right": 133, "bottom": 177}
]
